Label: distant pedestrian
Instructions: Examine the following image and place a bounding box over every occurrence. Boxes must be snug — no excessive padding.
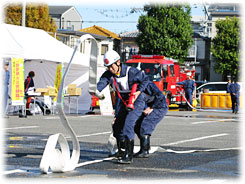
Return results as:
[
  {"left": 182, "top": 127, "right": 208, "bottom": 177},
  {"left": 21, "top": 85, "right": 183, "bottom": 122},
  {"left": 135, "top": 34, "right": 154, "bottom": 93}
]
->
[
  {"left": 3, "top": 59, "right": 10, "bottom": 117},
  {"left": 25, "top": 71, "right": 35, "bottom": 115},
  {"left": 228, "top": 79, "right": 240, "bottom": 114}
]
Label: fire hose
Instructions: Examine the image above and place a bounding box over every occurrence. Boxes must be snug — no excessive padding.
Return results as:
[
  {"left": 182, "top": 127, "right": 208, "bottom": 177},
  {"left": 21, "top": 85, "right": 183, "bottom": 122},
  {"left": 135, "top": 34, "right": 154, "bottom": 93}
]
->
[
  {"left": 179, "top": 90, "right": 231, "bottom": 112},
  {"left": 40, "top": 34, "right": 98, "bottom": 173}
]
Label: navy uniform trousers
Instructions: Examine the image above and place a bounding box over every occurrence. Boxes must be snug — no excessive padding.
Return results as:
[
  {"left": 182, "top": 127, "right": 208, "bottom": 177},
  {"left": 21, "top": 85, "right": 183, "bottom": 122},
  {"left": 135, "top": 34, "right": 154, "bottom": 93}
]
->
[
  {"left": 113, "top": 94, "right": 145, "bottom": 140},
  {"left": 134, "top": 106, "right": 168, "bottom": 138},
  {"left": 231, "top": 94, "right": 240, "bottom": 112},
  {"left": 185, "top": 89, "right": 193, "bottom": 105}
]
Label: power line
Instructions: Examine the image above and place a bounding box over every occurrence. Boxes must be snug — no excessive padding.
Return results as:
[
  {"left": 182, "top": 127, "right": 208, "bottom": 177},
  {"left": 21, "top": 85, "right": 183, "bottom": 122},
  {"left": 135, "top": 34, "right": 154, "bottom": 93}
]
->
[
  {"left": 79, "top": 7, "right": 144, "bottom": 19},
  {"left": 54, "top": 20, "right": 138, "bottom": 23},
  {"left": 83, "top": 20, "right": 137, "bottom": 23}
]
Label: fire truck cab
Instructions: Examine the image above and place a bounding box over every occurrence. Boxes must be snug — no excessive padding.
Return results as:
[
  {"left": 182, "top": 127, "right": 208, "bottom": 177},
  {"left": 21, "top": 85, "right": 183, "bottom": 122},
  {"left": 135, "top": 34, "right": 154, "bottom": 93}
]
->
[{"left": 126, "top": 55, "right": 195, "bottom": 106}]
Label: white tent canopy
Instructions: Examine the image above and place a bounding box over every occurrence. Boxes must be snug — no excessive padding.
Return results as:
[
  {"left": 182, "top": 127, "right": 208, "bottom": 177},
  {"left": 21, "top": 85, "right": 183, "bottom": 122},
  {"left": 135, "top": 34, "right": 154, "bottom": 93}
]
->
[
  {"left": 1, "top": 23, "right": 89, "bottom": 66},
  {"left": 1, "top": 24, "right": 92, "bottom": 114}
]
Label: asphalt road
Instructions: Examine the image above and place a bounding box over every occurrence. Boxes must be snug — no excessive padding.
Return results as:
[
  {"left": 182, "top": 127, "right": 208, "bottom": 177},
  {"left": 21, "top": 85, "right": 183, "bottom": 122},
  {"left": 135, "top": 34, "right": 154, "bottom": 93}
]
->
[{"left": 2, "top": 109, "right": 242, "bottom": 182}]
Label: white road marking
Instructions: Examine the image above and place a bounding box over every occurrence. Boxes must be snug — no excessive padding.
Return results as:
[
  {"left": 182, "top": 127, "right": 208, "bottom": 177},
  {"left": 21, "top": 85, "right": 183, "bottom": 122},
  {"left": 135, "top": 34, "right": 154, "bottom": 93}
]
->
[
  {"left": 44, "top": 115, "right": 113, "bottom": 120},
  {"left": 192, "top": 119, "right": 237, "bottom": 125},
  {"left": 3, "top": 169, "right": 26, "bottom": 175},
  {"left": 124, "top": 167, "right": 198, "bottom": 173},
  {"left": 78, "top": 115, "right": 113, "bottom": 118},
  {"left": 162, "top": 133, "right": 229, "bottom": 146},
  {"left": 41, "top": 131, "right": 112, "bottom": 141},
  {"left": 4, "top": 126, "right": 39, "bottom": 130},
  {"left": 66, "top": 131, "right": 112, "bottom": 139}
]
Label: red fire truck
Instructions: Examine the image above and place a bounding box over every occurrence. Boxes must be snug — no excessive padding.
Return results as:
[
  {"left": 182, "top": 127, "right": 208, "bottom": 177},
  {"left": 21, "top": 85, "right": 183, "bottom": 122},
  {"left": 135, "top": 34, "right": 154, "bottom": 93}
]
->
[
  {"left": 125, "top": 55, "right": 195, "bottom": 106},
  {"left": 91, "top": 55, "right": 195, "bottom": 109}
]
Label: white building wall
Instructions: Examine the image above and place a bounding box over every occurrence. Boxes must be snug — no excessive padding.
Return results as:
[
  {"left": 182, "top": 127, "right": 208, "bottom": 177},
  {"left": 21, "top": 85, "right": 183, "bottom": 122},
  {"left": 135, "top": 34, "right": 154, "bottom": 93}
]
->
[
  {"left": 98, "top": 40, "right": 113, "bottom": 67},
  {"left": 62, "top": 8, "right": 82, "bottom": 31}
]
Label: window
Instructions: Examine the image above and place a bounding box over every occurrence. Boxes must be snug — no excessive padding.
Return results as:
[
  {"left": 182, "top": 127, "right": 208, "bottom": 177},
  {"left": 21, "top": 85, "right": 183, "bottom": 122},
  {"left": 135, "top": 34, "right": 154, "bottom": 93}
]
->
[
  {"left": 169, "top": 65, "right": 174, "bottom": 76},
  {"left": 101, "top": 44, "right": 108, "bottom": 55},
  {"left": 67, "top": 21, "right": 71, "bottom": 30},
  {"left": 80, "top": 41, "right": 85, "bottom": 54},
  {"left": 202, "top": 84, "right": 215, "bottom": 91},
  {"left": 162, "top": 65, "right": 168, "bottom": 78},
  {"left": 215, "top": 84, "right": 227, "bottom": 91}
]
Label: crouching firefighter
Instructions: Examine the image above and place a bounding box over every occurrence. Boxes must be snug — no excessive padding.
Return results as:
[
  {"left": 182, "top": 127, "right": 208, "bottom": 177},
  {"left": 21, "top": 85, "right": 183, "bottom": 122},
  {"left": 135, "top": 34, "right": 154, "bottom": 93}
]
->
[
  {"left": 134, "top": 81, "right": 168, "bottom": 158},
  {"left": 90, "top": 50, "right": 149, "bottom": 164}
]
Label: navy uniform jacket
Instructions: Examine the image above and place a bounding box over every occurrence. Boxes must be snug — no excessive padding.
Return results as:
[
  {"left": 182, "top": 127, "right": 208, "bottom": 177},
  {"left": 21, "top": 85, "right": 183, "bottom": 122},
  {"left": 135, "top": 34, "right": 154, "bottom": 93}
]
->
[
  {"left": 142, "top": 82, "right": 168, "bottom": 109},
  {"left": 229, "top": 83, "right": 240, "bottom": 96},
  {"left": 177, "top": 79, "right": 195, "bottom": 93},
  {"left": 97, "top": 64, "right": 149, "bottom": 99},
  {"left": 227, "top": 82, "right": 231, "bottom": 93}
]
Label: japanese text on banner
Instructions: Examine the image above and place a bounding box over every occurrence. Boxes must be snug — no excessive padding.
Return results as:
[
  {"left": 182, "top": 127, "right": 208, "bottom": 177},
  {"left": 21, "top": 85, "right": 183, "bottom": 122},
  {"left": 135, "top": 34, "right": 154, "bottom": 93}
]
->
[{"left": 11, "top": 58, "right": 25, "bottom": 105}]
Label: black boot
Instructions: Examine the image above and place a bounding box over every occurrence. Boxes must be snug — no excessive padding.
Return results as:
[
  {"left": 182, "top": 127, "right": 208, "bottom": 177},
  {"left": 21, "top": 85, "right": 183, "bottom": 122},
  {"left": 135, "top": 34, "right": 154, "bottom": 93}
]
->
[
  {"left": 118, "top": 138, "right": 134, "bottom": 164},
  {"left": 19, "top": 110, "right": 27, "bottom": 118},
  {"left": 134, "top": 135, "right": 150, "bottom": 158},
  {"left": 109, "top": 139, "right": 125, "bottom": 159},
  {"left": 26, "top": 110, "right": 33, "bottom": 116}
]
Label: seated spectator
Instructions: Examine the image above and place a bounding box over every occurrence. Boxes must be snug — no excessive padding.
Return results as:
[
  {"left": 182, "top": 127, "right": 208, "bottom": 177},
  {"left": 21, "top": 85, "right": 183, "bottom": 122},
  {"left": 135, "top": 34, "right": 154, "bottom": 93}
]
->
[{"left": 24, "top": 71, "right": 50, "bottom": 115}]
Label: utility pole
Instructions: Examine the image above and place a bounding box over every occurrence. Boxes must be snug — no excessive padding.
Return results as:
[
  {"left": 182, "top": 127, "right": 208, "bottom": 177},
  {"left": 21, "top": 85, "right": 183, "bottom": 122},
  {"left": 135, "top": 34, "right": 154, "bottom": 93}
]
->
[{"left": 22, "top": 1, "right": 26, "bottom": 27}]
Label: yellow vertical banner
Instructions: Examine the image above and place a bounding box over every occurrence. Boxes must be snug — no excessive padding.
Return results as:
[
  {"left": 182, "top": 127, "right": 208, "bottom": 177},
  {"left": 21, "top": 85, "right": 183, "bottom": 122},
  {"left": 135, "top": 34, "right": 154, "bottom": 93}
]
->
[
  {"left": 54, "top": 64, "right": 63, "bottom": 101},
  {"left": 11, "top": 58, "right": 25, "bottom": 105}
]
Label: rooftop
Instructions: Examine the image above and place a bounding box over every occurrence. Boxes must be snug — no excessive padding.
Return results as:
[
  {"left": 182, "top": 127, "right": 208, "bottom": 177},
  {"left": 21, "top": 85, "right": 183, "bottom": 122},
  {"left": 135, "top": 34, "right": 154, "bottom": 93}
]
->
[
  {"left": 57, "top": 29, "right": 108, "bottom": 40},
  {"left": 208, "top": 3, "right": 240, "bottom": 12},
  {"left": 80, "top": 25, "right": 120, "bottom": 40},
  {"left": 120, "top": 30, "right": 139, "bottom": 38},
  {"left": 49, "top": 6, "right": 73, "bottom": 15}
]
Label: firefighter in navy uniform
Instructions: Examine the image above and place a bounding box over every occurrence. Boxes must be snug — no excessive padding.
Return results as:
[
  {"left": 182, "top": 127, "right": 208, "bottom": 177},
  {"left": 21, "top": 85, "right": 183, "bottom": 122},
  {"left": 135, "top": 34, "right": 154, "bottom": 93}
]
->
[
  {"left": 176, "top": 74, "right": 195, "bottom": 110},
  {"left": 90, "top": 50, "right": 149, "bottom": 164},
  {"left": 134, "top": 81, "right": 168, "bottom": 158},
  {"left": 228, "top": 79, "right": 240, "bottom": 114}
]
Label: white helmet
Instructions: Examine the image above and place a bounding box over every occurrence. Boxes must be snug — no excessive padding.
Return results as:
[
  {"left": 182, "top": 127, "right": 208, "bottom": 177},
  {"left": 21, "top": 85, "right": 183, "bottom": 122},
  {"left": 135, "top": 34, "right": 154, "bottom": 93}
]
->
[{"left": 104, "top": 50, "right": 120, "bottom": 67}]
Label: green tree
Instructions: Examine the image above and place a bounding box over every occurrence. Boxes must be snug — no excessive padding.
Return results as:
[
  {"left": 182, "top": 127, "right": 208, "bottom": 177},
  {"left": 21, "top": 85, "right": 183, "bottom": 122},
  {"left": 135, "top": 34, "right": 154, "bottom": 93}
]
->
[
  {"left": 4, "top": 3, "right": 57, "bottom": 32},
  {"left": 136, "top": 4, "right": 193, "bottom": 62},
  {"left": 211, "top": 17, "right": 240, "bottom": 79}
]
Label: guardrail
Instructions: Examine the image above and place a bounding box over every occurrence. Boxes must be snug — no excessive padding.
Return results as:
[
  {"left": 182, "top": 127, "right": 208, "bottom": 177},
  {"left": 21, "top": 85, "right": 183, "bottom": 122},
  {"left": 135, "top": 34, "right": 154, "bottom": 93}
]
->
[{"left": 201, "top": 93, "right": 242, "bottom": 109}]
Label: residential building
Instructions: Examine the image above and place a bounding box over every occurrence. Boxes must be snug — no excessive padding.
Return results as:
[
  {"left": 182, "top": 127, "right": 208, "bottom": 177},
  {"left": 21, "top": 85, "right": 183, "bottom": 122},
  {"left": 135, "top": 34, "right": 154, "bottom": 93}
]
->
[
  {"left": 207, "top": 3, "right": 240, "bottom": 81},
  {"left": 184, "top": 32, "right": 211, "bottom": 81},
  {"left": 119, "top": 30, "right": 139, "bottom": 62},
  {"left": 208, "top": 3, "right": 240, "bottom": 38},
  {"left": 80, "top": 25, "right": 121, "bottom": 66},
  {"left": 49, "top": 6, "right": 82, "bottom": 31},
  {"left": 54, "top": 30, "right": 113, "bottom": 67},
  {"left": 184, "top": 16, "right": 212, "bottom": 81}
]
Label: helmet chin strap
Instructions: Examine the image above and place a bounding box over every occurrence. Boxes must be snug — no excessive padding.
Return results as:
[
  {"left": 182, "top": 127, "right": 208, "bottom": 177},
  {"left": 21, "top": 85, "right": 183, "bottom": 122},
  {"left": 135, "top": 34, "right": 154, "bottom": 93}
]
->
[{"left": 115, "top": 62, "right": 121, "bottom": 74}]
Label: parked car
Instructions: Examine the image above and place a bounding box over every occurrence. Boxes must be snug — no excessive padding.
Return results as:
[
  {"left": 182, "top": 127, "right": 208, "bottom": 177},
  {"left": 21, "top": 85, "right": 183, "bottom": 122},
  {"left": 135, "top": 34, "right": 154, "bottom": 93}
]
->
[
  {"left": 195, "top": 81, "right": 207, "bottom": 88},
  {"left": 195, "top": 82, "right": 228, "bottom": 102}
]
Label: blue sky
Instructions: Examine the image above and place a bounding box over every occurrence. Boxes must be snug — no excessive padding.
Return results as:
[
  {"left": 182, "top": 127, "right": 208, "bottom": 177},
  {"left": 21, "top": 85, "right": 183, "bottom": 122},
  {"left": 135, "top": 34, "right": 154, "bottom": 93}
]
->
[{"left": 48, "top": 1, "right": 205, "bottom": 34}]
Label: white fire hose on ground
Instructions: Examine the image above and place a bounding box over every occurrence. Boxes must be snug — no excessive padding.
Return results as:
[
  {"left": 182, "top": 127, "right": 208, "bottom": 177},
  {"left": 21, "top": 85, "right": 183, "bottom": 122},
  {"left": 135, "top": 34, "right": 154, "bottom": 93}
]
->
[
  {"left": 179, "top": 90, "right": 231, "bottom": 112},
  {"left": 40, "top": 34, "right": 98, "bottom": 173}
]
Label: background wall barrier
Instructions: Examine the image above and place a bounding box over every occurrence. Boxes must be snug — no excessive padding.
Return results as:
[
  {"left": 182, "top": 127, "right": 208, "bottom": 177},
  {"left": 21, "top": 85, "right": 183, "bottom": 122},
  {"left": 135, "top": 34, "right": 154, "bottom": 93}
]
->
[{"left": 201, "top": 93, "right": 242, "bottom": 109}]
